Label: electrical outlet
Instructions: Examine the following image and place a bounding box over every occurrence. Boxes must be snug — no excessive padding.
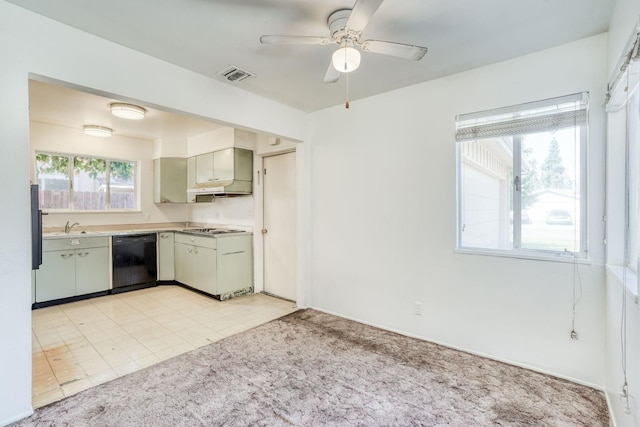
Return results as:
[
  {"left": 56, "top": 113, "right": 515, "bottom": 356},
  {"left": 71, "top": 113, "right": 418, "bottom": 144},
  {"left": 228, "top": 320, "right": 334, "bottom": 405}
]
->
[{"left": 414, "top": 301, "right": 422, "bottom": 316}]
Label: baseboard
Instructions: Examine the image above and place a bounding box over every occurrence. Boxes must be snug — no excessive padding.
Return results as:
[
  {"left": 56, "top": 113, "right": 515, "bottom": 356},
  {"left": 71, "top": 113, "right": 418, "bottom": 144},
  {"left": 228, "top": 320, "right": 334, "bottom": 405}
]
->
[
  {"left": 310, "top": 306, "right": 604, "bottom": 391},
  {"left": 604, "top": 391, "right": 618, "bottom": 427},
  {"left": 1, "top": 408, "right": 34, "bottom": 427}
]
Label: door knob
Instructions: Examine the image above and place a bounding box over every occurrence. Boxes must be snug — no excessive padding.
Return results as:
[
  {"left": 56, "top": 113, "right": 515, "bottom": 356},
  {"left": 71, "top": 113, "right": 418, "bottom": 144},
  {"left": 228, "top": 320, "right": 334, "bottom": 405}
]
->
[{"left": 261, "top": 229, "right": 268, "bottom": 234}]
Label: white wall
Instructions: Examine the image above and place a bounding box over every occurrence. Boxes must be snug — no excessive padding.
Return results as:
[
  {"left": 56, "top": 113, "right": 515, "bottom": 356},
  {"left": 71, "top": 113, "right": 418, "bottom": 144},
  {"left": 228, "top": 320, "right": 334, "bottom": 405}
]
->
[
  {"left": 607, "top": 0, "right": 640, "bottom": 80},
  {"left": 308, "top": 34, "right": 608, "bottom": 387},
  {"left": 0, "top": 37, "right": 33, "bottom": 427},
  {"left": 605, "top": 268, "right": 640, "bottom": 427},
  {"left": 0, "top": 1, "right": 306, "bottom": 424},
  {"left": 605, "top": 0, "right": 640, "bottom": 425}
]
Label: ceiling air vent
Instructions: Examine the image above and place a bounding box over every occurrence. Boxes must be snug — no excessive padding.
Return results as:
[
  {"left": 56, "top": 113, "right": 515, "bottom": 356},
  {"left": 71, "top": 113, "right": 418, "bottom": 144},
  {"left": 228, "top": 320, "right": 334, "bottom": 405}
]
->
[{"left": 217, "top": 65, "right": 253, "bottom": 83}]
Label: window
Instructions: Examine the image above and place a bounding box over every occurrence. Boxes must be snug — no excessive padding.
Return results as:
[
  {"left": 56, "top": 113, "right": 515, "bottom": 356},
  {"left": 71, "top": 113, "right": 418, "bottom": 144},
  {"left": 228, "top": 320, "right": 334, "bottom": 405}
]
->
[
  {"left": 456, "top": 93, "right": 588, "bottom": 258},
  {"left": 607, "top": 53, "right": 640, "bottom": 272},
  {"left": 628, "top": 84, "right": 640, "bottom": 271},
  {"left": 36, "top": 152, "right": 137, "bottom": 211}
]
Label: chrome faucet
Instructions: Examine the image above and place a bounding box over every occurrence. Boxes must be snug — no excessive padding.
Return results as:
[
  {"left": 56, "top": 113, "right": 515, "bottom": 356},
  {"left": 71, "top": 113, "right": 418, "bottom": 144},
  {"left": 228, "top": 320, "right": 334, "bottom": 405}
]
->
[{"left": 64, "top": 221, "right": 80, "bottom": 234}]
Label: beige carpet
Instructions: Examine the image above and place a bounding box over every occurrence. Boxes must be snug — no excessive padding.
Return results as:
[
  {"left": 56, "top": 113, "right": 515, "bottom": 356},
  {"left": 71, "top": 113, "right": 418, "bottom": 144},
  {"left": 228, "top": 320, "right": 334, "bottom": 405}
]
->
[{"left": 14, "top": 309, "right": 608, "bottom": 426}]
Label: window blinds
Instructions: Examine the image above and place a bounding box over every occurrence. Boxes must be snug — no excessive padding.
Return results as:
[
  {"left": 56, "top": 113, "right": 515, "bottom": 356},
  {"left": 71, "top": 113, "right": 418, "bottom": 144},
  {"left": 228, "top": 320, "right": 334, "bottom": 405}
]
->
[
  {"left": 605, "top": 31, "right": 640, "bottom": 112},
  {"left": 455, "top": 92, "right": 588, "bottom": 142}
]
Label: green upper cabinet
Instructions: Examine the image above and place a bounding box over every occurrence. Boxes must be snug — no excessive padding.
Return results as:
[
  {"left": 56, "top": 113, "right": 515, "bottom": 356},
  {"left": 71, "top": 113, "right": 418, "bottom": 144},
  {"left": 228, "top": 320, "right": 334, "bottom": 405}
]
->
[
  {"left": 187, "top": 148, "right": 253, "bottom": 195},
  {"left": 187, "top": 157, "right": 196, "bottom": 190},
  {"left": 154, "top": 157, "right": 187, "bottom": 203},
  {"left": 213, "top": 148, "right": 234, "bottom": 183},
  {"left": 195, "top": 152, "right": 215, "bottom": 185}
]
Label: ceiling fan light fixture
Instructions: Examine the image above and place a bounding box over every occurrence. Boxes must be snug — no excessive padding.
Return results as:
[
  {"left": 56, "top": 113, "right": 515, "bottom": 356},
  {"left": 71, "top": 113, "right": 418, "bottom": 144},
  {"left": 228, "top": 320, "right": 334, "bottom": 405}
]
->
[
  {"left": 83, "top": 125, "right": 113, "bottom": 137},
  {"left": 110, "top": 103, "right": 146, "bottom": 120},
  {"left": 332, "top": 42, "right": 361, "bottom": 73}
]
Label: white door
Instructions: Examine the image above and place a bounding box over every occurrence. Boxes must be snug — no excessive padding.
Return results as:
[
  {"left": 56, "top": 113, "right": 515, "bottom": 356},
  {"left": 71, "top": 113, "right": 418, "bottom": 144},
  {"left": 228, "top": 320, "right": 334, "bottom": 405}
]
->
[{"left": 263, "top": 151, "right": 297, "bottom": 301}]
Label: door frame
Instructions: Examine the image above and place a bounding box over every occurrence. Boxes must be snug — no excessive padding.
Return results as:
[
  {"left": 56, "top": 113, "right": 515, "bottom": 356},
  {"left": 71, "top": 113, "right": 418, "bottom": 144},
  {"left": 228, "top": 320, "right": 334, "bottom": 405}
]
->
[
  {"left": 252, "top": 139, "right": 310, "bottom": 309},
  {"left": 260, "top": 150, "right": 297, "bottom": 301}
]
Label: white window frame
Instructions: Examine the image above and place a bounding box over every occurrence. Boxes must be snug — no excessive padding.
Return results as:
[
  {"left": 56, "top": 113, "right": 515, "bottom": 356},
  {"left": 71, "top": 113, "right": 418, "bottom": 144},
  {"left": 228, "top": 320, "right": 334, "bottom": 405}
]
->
[
  {"left": 35, "top": 151, "right": 139, "bottom": 212},
  {"left": 628, "top": 85, "right": 639, "bottom": 272},
  {"left": 455, "top": 93, "right": 589, "bottom": 260},
  {"left": 606, "top": 29, "right": 640, "bottom": 277}
]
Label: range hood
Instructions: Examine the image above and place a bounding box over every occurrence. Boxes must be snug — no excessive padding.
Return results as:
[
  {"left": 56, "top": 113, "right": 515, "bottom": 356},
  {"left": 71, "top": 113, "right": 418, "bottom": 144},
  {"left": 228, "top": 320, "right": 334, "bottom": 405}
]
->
[
  {"left": 187, "top": 147, "right": 253, "bottom": 202},
  {"left": 187, "top": 179, "right": 252, "bottom": 201}
]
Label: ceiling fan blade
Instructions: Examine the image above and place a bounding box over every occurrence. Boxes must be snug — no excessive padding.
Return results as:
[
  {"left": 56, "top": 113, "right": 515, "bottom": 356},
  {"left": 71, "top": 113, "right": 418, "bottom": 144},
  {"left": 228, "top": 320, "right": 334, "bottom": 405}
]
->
[
  {"left": 260, "top": 35, "right": 333, "bottom": 45},
  {"left": 346, "top": 0, "right": 384, "bottom": 34},
  {"left": 323, "top": 61, "right": 340, "bottom": 83},
  {"left": 361, "top": 39, "right": 428, "bottom": 60}
]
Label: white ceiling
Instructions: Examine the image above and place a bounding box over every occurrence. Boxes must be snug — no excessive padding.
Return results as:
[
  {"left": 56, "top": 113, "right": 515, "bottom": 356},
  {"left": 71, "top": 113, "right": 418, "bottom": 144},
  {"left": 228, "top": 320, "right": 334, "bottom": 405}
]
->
[
  {"left": 29, "top": 80, "right": 224, "bottom": 141},
  {"left": 8, "top": 0, "right": 615, "bottom": 113}
]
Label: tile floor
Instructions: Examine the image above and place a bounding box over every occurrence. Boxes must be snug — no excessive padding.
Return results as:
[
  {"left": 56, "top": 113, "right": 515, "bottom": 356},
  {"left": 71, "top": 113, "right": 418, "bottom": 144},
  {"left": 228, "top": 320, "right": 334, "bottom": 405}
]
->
[{"left": 31, "top": 286, "right": 298, "bottom": 409}]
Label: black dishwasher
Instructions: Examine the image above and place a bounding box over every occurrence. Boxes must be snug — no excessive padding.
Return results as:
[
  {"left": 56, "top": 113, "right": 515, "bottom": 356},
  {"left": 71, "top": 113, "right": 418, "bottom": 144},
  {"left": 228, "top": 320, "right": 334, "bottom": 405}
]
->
[{"left": 112, "top": 234, "right": 157, "bottom": 293}]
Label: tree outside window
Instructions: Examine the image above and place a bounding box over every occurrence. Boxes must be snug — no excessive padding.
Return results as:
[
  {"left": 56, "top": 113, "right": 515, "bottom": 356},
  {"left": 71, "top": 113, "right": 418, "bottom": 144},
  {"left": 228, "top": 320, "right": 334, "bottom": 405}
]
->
[
  {"left": 36, "top": 152, "right": 136, "bottom": 211},
  {"left": 456, "top": 93, "right": 587, "bottom": 258}
]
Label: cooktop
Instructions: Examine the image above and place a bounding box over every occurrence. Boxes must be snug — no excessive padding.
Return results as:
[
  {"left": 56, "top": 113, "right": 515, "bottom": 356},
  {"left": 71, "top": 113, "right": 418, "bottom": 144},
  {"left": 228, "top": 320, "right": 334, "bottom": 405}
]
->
[{"left": 181, "top": 228, "right": 245, "bottom": 236}]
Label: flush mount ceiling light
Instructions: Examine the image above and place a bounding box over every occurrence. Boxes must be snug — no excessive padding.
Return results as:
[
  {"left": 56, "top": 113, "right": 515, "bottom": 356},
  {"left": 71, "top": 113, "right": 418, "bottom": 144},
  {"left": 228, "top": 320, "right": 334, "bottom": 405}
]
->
[
  {"left": 110, "top": 103, "right": 146, "bottom": 120},
  {"left": 332, "top": 40, "right": 361, "bottom": 73},
  {"left": 83, "top": 125, "right": 113, "bottom": 137}
]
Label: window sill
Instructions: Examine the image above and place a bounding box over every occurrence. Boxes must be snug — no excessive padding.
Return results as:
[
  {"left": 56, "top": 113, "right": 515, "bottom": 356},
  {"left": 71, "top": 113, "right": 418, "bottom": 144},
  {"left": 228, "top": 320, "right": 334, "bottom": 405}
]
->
[
  {"left": 455, "top": 248, "right": 592, "bottom": 264},
  {"left": 606, "top": 264, "right": 638, "bottom": 303}
]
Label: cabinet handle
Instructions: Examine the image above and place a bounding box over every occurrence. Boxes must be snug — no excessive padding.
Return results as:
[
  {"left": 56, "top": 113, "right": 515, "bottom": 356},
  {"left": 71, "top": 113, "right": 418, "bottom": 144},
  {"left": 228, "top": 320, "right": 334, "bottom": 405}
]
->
[
  {"left": 188, "top": 247, "right": 193, "bottom": 253},
  {"left": 161, "top": 234, "right": 169, "bottom": 239},
  {"left": 78, "top": 252, "right": 89, "bottom": 257},
  {"left": 222, "top": 251, "right": 245, "bottom": 256},
  {"left": 60, "top": 253, "right": 74, "bottom": 259},
  {"left": 194, "top": 247, "right": 199, "bottom": 254}
]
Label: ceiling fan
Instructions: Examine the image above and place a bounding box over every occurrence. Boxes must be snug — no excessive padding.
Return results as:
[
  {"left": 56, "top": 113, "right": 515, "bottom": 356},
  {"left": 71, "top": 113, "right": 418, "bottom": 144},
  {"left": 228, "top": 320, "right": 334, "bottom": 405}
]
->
[{"left": 260, "top": 0, "right": 428, "bottom": 83}]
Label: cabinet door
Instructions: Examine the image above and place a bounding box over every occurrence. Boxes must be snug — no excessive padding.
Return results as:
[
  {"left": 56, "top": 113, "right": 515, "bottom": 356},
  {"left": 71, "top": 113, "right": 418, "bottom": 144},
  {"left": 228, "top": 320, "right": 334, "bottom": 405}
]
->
[
  {"left": 35, "top": 250, "right": 76, "bottom": 302},
  {"left": 174, "top": 242, "right": 191, "bottom": 286},
  {"left": 191, "top": 246, "right": 216, "bottom": 294},
  {"left": 187, "top": 156, "right": 196, "bottom": 189},
  {"left": 213, "top": 148, "right": 234, "bottom": 183},
  {"left": 75, "top": 246, "right": 110, "bottom": 295},
  {"left": 154, "top": 158, "right": 187, "bottom": 203},
  {"left": 195, "top": 153, "right": 214, "bottom": 185},
  {"left": 217, "top": 236, "right": 253, "bottom": 295},
  {"left": 158, "top": 232, "right": 175, "bottom": 280}
]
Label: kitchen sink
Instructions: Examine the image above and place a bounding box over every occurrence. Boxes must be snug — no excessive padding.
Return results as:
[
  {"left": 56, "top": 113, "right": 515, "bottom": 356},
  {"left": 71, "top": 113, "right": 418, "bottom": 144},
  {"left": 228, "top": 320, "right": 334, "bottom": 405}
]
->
[
  {"left": 42, "top": 230, "right": 106, "bottom": 238},
  {"left": 45, "top": 230, "right": 92, "bottom": 237}
]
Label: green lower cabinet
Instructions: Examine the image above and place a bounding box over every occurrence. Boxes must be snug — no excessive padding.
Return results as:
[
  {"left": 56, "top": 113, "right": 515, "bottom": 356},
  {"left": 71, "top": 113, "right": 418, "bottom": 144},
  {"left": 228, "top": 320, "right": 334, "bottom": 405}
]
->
[
  {"left": 174, "top": 239, "right": 217, "bottom": 294},
  {"left": 190, "top": 246, "right": 217, "bottom": 294},
  {"left": 174, "top": 233, "right": 253, "bottom": 299},
  {"left": 216, "top": 236, "right": 253, "bottom": 295},
  {"left": 35, "top": 237, "right": 110, "bottom": 303},
  {"left": 36, "top": 250, "right": 76, "bottom": 302},
  {"left": 158, "top": 232, "right": 176, "bottom": 281},
  {"left": 75, "top": 246, "right": 110, "bottom": 295}
]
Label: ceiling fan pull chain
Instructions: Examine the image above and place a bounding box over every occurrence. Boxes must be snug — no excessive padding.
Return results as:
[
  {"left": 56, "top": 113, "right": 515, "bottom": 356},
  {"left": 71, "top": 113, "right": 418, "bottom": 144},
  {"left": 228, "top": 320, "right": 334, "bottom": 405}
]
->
[{"left": 345, "top": 72, "right": 350, "bottom": 109}]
